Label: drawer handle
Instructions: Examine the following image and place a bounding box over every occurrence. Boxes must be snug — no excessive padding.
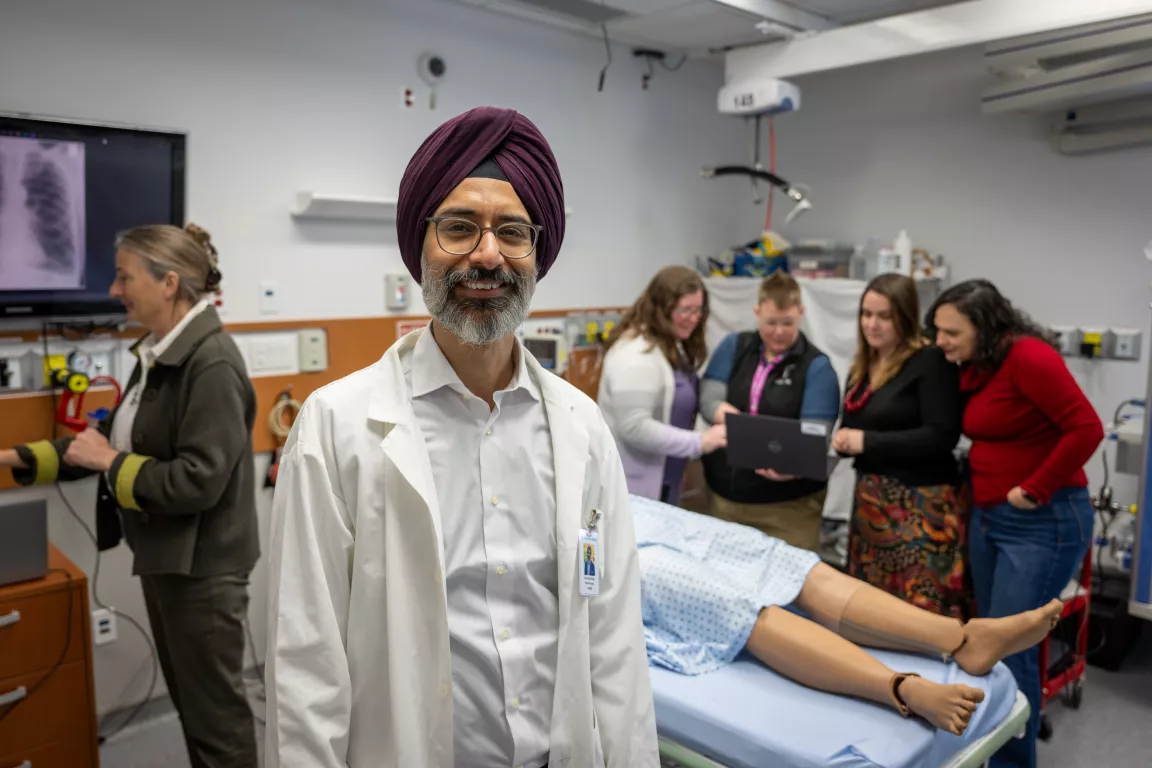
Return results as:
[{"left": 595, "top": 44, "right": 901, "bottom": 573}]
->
[
  {"left": 0, "top": 686, "right": 28, "bottom": 707},
  {"left": 0, "top": 610, "right": 21, "bottom": 629}
]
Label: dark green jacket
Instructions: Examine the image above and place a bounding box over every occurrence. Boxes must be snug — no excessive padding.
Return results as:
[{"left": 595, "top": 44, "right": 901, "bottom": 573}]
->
[{"left": 14, "top": 306, "right": 260, "bottom": 577}]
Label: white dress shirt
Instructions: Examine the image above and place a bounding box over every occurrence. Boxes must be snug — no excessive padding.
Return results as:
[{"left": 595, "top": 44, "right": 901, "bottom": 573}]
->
[
  {"left": 110, "top": 298, "right": 212, "bottom": 453},
  {"left": 411, "top": 326, "right": 557, "bottom": 768}
]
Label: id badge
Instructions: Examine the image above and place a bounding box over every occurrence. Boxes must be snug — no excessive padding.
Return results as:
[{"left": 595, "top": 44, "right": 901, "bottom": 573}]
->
[{"left": 578, "top": 529, "right": 601, "bottom": 597}]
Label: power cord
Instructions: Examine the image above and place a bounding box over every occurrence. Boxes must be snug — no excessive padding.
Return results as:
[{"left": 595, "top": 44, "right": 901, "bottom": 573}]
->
[
  {"left": 55, "top": 483, "right": 159, "bottom": 742},
  {"left": 0, "top": 569, "right": 73, "bottom": 727}
]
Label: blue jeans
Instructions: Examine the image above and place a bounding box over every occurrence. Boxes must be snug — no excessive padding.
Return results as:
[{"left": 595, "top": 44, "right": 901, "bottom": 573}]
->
[{"left": 970, "top": 487, "right": 1093, "bottom": 768}]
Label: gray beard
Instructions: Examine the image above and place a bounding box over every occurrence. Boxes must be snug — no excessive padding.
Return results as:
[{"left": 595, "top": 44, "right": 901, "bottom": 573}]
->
[{"left": 420, "top": 257, "right": 537, "bottom": 347}]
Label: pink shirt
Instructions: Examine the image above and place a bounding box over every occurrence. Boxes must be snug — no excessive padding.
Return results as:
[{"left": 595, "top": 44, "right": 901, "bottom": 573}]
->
[{"left": 748, "top": 352, "right": 786, "bottom": 415}]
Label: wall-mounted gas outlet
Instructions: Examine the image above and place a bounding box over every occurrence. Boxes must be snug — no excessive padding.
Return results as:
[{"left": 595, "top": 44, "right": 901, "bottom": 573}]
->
[
  {"left": 1111, "top": 328, "right": 1142, "bottom": 361},
  {"left": 92, "top": 608, "right": 117, "bottom": 646},
  {"left": 1052, "top": 326, "right": 1081, "bottom": 357},
  {"left": 0, "top": 357, "right": 23, "bottom": 391}
]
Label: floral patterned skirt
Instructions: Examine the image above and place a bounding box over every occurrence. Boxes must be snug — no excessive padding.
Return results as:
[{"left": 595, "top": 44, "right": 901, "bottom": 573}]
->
[{"left": 848, "top": 474, "right": 971, "bottom": 621}]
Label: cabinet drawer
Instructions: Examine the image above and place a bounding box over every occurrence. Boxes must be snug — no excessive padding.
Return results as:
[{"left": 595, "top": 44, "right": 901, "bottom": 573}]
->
[
  {"left": 0, "top": 661, "right": 92, "bottom": 756},
  {"left": 0, "top": 732, "right": 95, "bottom": 768},
  {"left": 0, "top": 587, "right": 86, "bottom": 680}
]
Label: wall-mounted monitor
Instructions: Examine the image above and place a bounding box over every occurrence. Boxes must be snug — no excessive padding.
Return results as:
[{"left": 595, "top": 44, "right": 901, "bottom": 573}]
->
[{"left": 0, "top": 113, "right": 186, "bottom": 325}]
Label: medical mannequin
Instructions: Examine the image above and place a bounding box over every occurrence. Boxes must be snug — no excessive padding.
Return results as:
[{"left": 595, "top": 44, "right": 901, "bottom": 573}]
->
[{"left": 635, "top": 495, "right": 1060, "bottom": 736}]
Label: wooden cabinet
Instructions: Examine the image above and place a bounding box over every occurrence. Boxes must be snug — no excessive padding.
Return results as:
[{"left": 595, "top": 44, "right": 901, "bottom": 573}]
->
[{"left": 0, "top": 546, "right": 99, "bottom": 768}]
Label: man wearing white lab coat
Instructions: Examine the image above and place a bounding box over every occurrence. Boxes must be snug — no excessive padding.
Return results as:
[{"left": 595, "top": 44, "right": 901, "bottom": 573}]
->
[{"left": 265, "top": 106, "right": 659, "bottom": 768}]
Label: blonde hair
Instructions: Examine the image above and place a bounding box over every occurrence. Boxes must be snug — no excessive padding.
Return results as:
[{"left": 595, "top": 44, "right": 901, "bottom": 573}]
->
[
  {"left": 758, "top": 271, "right": 802, "bottom": 309},
  {"left": 116, "top": 223, "right": 222, "bottom": 304}
]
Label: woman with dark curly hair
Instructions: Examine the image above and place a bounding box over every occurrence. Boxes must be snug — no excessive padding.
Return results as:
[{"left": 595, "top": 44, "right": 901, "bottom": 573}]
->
[{"left": 926, "top": 279, "right": 1103, "bottom": 768}]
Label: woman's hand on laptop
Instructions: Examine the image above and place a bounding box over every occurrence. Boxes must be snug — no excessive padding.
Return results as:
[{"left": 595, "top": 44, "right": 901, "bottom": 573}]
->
[
  {"left": 832, "top": 428, "right": 864, "bottom": 456},
  {"left": 712, "top": 402, "right": 741, "bottom": 425},
  {"left": 755, "top": 468, "right": 797, "bottom": 482}
]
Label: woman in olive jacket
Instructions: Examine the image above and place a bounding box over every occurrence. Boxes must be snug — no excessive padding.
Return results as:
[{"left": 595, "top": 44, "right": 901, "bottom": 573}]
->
[{"left": 0, "top": 224, "right": 259, "bottom": 768}]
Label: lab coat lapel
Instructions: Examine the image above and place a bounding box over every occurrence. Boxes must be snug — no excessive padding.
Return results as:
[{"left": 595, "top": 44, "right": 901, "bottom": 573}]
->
[
  {"left": 533, "top": 357, "right": 589, "bottom": 626},
  {"left": 367, "top": 330, "right": 446, "bottom": 563}
]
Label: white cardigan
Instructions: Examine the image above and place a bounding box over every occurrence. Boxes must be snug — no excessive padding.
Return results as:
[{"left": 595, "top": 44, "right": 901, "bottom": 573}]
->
[{"left": 597, "top": 332, "right": 703, "bottom": 500}]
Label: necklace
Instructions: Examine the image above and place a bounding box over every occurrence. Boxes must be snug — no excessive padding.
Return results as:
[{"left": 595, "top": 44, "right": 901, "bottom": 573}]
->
[{"left": 844, "top": 378, "right": 873, "bottom": 413}]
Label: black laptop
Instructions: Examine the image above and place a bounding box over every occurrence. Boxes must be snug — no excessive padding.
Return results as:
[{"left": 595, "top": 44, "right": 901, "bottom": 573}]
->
[{"left": 726, "top": 413, "right": 840, "bottom": 481}]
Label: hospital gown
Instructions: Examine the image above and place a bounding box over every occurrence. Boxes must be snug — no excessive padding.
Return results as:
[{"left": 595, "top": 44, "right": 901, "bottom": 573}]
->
[{"left": 632, "top": 494, "right": 821, "bottom": 676}]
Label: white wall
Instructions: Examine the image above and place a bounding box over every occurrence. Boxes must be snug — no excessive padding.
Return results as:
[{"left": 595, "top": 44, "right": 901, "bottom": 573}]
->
[
  {"left": 764, "top": 45, "right": 1152, "bottom": 500},
  {"left": 0, "top": 0, "right": 755, "bottom": 716}
]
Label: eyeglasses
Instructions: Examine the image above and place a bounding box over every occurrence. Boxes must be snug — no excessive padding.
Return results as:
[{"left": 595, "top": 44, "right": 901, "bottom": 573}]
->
[
  {"left": 425, "top": 216, "right": 542, "bottom": 260},
  {"left": 673, "top": 306, "right": 704, "bottom": 318}
]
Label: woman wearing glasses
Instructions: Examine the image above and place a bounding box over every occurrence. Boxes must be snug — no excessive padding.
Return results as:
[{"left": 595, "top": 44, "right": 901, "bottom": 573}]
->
[
  {"left": 599, "top": 266, "right": 727, "bottom": 504},
  {"left": 699, "top": 271, "right": 841, "bottom": 551}
]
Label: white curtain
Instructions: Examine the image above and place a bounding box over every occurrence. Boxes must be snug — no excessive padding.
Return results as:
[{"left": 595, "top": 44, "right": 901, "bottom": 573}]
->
[{"left": 702, "top": 276, "right": 866, "bottom": 526}]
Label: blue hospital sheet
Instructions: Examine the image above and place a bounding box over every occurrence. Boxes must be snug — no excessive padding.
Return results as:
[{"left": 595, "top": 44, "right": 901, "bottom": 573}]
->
[
  {"left": 652, "top": 650, "right": 1020, "bottom": 768},
  {"left": 632, "top": 494, "right": 822, "bottom": 675}
]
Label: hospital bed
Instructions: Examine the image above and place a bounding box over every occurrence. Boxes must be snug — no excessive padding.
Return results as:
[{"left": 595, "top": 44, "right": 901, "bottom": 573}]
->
[{"left": 653, "top": 648, "right": 1029, "bottom": 768}]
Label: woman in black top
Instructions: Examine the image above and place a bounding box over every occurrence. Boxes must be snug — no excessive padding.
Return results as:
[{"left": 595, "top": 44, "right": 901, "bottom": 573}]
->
[{"left": 832, "top": 274, "right": 969, "bottom": 619}]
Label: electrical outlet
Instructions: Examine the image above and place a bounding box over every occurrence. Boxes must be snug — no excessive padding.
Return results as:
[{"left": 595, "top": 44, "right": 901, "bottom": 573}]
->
[
  {"left": 92, "top": 608, "right": 117, "bottom": 646},
  {"left": 298, "top": 329, "right": 329, "bottom": 373}
]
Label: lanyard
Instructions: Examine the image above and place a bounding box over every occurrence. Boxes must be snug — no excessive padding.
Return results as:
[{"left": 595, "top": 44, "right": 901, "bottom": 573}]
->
[{"left": 748, "top": 353, "right": 785, "bottom": 416}]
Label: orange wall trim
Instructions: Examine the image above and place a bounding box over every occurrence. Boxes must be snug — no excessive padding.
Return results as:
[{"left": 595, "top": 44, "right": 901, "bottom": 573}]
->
[{"left": 0, "top": 310, "right": 617, "bottom": 490}]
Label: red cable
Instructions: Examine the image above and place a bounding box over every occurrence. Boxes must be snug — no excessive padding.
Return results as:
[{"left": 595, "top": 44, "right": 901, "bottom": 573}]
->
[{"left": 89, "top": 375, "right": 123, "bottom": 406}]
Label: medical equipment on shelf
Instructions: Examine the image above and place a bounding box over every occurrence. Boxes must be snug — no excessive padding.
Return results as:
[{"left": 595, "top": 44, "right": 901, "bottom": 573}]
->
[
  {"left": 521, "top": 320, "right": 571, "bottom": 375},
  {"left": 47, "top": 351, "right": 122, "bottom": 432},
  {"left": 1115, "top": 344, "right": 1152, "bottom": 621}
]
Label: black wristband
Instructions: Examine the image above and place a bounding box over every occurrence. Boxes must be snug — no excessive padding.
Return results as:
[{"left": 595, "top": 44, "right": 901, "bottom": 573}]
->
[{"left": 1021, "top": 490, "right": 1040, "bottom": 505}]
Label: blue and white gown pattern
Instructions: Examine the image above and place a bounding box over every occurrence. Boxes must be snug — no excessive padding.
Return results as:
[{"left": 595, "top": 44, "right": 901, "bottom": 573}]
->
[{"left": 631, "top": 494, "right": 821, "bottom": 676}]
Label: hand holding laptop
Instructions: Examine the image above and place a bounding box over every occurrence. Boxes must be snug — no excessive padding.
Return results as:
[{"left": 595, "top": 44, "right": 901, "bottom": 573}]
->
[{"left": 756, "top": 468, "right": 798, "bottom": 482}]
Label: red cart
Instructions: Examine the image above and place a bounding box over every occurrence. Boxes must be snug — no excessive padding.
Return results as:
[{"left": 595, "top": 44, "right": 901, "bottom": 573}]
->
[{"left": 1037, "top": 545, "right": 1092, "bottom": 739}]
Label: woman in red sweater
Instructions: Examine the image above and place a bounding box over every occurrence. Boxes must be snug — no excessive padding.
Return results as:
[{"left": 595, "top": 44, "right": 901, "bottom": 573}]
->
[{"left": 927, "top": 279, "right": 1103, "bottom": 768}]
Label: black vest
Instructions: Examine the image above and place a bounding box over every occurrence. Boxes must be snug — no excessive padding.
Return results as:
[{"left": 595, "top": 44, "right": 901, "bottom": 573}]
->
[{"left": 703, "top": 331, "right": 828, "bottom": 505}]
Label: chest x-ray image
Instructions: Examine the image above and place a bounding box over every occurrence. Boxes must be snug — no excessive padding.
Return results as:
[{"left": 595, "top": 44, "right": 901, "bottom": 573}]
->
[{"left": 0, "top": 135, "right": 87, "bottom": 291}]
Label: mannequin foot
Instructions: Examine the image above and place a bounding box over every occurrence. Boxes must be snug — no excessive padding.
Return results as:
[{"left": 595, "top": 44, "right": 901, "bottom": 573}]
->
[
  {"left": 898, "top": 676, "right": 985, "bottom": 736},
  {"left": 954, "top": 599, "right": 1063, "bottom": 676}
]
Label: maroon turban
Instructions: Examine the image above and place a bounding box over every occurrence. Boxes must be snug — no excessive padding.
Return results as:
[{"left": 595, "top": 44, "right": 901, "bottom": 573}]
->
[{"left": 397, "top": 106, "right": 566, "bottom": 282}]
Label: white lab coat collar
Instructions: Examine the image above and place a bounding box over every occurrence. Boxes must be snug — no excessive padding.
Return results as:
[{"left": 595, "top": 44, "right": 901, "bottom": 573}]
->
[{"left": 410, "top": 322, "right": 540, "bottom": 403}]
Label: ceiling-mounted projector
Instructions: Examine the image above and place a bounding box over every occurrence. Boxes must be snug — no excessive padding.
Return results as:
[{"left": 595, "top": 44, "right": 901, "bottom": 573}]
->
[{"left": 718, "top": 78, "right": 800, "bottom": 116}]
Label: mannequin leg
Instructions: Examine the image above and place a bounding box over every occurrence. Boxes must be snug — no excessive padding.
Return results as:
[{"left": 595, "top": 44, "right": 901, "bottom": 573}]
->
[
  {"left": 796, "top": 563, "right": 1062, "bottom": 677},
  {"left": 747, "top": 606, "right": 983, "bottom": 735}
]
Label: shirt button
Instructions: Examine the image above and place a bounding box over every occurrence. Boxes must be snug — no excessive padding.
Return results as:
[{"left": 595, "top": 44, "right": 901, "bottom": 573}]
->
[
  {"left": 439, "top": 681, "right": 449, "bottom": 698},
  {"left": 511, "top": 696, "right": 521, "bottom": 708},
  {"left": 490, "top": 495, "right": 499, "bottom": 506},
  {"left": 463, "top": 392, "right": 472, "bottom": 400},
  {"left": 496, "top": 564, "right": 506, "bottom": 576},
  {"left": 501, "top": 628, "right": 511, "bottom": 640},
  {"left": 485, "top": 428, "right": 492, "bottom": 436}
]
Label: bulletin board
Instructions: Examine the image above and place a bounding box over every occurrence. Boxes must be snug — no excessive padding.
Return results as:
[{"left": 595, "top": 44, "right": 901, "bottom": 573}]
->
[{"left": 0, "top": 308, "right": 619, "bottom": 490}]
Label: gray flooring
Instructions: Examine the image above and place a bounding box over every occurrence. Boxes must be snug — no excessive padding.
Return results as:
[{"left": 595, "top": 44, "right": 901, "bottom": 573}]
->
[{"left": 98, "top": 638, "right": 1152, "bottom": 768}]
